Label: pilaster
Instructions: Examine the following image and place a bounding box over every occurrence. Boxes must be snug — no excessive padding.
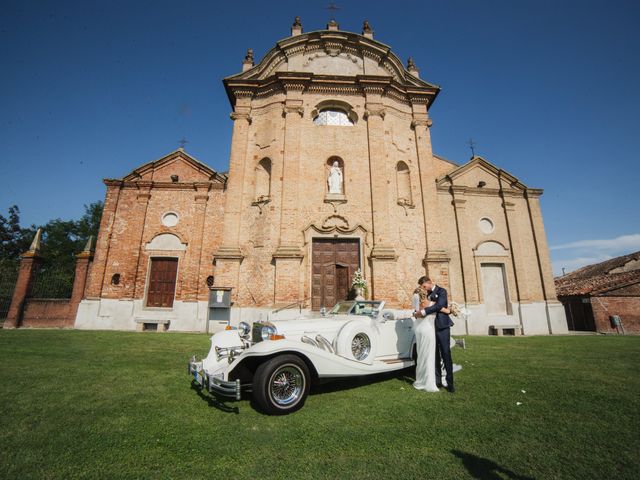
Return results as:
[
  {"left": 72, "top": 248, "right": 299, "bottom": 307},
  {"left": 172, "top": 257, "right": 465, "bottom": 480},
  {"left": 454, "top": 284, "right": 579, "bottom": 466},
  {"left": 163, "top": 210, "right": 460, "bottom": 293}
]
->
[
  {"left": 214, "top": 97, "right": 252, "bottom": 298},
  {"left": 184, "top": 185, "right": 210, "bottom": 301},
  {"left": 411, "top": 100, "right": 448, "bottom": 281},
  {"left": 451, "top": 188, "right": 479, "bottom": 303},
  {"left": 85, "top": 182, "right": 121, "bottom": 299}
]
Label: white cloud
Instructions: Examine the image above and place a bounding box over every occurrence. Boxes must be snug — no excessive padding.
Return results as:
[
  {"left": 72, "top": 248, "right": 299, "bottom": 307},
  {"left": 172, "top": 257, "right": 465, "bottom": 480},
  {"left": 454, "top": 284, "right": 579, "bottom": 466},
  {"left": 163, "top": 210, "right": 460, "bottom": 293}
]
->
[
  {"left": 552, "top": 255, "right": 613, "bottom": 276},
  {"left": 550, "top": 233, "right": 640, "bottom": 276},
  {"left": 550, "top": 233, "right": 640, "bottom": 252}
]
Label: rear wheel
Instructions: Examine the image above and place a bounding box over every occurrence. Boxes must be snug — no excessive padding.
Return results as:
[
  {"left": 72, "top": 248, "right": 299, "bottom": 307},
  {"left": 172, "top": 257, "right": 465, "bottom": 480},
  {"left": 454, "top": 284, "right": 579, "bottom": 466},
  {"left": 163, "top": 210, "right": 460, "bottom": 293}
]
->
[{"left": 253, "top": 355, "right": 310, "bottom": 415}]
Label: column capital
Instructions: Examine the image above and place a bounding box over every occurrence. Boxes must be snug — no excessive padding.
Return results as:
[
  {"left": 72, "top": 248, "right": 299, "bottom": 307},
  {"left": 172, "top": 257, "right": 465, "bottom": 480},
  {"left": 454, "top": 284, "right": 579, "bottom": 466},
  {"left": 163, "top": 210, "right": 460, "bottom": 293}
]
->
[
  {"left": 273, "top": 244, "right": 304, "bottom": 259},
  {"left": 214, "top": 246, "right": 244, "bottom": 261},
  {"left": 283, "top": 105, "right": 304, "bottom": 117},
  {"left": 502, "top": 201, "right": 516, "bottom": 212},
  {"left": 229, "top": 111, "right": 252, "bottom": 124},
  {"left": 364, "top": 105, "right": 386, "bottom": 120},
  {"left": 411, "top": 117, "right": 433, "bottom": 129},
  {"left": 452, "top": 198, "right": 467, "bottom": 209}
]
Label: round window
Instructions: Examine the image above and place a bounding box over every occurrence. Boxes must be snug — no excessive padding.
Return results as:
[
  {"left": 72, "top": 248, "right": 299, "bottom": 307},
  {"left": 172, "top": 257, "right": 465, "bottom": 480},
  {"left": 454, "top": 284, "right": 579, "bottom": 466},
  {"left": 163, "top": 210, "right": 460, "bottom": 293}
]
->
[
  {"left": 479, "top": 217, "right": 495, "bottom": 234},
  {"left": 162, "top": 212, "right": 179, "bottom": 227}
]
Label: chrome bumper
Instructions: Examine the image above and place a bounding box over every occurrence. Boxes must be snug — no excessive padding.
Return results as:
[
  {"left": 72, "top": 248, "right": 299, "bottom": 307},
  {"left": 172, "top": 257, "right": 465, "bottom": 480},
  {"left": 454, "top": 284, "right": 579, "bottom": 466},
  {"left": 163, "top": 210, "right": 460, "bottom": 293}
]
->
[{"left": 188, "top": 357, "right": 242, "bottom": 401}]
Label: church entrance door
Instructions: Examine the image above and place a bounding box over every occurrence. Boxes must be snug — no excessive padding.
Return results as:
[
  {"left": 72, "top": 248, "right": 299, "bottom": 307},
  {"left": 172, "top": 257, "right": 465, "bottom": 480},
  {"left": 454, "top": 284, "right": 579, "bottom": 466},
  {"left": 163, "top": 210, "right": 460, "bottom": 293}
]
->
[
  {"left": 312, "top": 238, "right": 360, "bottom": 311},
  {"left": 146, "top": 257, "right": 178, "bottom": 308}
]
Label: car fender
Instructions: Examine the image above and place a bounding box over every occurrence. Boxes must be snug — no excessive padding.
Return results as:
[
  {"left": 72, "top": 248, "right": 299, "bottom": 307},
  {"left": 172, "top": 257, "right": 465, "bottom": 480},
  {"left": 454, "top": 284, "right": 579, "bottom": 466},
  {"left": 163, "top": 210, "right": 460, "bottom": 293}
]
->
[{"left": 226, "top": 339, "right": 390, "bottom": 378}]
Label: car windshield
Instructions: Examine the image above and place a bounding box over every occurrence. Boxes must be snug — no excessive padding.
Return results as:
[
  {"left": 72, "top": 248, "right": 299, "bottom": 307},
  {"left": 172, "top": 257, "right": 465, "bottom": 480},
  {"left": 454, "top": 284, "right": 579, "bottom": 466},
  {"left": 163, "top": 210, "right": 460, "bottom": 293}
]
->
[{"left": 330, "top": 301, "right": 383, "bottom": 316}]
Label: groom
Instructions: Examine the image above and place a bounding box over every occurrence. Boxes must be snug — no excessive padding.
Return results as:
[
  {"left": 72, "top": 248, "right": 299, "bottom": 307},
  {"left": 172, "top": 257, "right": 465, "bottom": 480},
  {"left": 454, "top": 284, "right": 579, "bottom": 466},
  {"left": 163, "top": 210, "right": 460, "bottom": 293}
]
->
[{"left": 415, "top": 278, "right": 455, "bottom": 393}]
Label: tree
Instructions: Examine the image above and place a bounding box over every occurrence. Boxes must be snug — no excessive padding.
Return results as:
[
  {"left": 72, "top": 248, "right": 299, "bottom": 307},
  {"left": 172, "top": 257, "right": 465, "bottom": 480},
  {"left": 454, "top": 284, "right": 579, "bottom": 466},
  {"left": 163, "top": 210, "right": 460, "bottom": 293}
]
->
[
  {"left": 0, "top": 202, "right": 103, "bottom": 269},
  {"left": 0, "top": 205, "right": 37, "bottom": 267}
]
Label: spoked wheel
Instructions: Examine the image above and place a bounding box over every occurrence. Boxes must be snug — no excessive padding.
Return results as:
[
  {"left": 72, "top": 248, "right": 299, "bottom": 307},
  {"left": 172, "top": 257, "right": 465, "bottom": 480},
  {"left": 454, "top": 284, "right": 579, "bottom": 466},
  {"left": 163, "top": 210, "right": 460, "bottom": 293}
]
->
[{"left": 253, "top": 355, "right": 310, "bottom": 415}]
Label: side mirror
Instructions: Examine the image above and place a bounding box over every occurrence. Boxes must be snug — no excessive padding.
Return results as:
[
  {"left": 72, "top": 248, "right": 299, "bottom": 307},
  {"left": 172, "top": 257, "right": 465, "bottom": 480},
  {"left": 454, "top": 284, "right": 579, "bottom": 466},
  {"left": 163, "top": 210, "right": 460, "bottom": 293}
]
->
[{"left": 382, "top": 311, "right": 395, "bottom": 321}]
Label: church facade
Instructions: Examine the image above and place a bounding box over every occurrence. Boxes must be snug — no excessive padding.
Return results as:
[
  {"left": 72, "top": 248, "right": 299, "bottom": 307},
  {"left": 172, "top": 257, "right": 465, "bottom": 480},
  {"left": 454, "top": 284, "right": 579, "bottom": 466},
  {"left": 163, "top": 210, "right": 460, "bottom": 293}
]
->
[{"left": 75, "top": 19, "right": 567, "bottom": 335}]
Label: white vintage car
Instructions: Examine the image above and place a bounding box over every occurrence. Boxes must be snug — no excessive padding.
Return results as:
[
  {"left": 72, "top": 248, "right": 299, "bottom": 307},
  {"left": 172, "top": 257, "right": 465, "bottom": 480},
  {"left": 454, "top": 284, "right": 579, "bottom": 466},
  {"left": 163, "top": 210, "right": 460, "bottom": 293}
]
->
[{"left": 188, "top": 300, "right": 453, "bottom": 414}]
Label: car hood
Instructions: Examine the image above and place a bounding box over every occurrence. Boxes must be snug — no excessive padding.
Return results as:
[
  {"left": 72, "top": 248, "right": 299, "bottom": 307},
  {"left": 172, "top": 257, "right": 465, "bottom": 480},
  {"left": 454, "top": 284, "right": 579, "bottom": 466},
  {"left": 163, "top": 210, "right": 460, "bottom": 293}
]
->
[{"left": 270, "top": 315, "right": 364, "bottom": 338}]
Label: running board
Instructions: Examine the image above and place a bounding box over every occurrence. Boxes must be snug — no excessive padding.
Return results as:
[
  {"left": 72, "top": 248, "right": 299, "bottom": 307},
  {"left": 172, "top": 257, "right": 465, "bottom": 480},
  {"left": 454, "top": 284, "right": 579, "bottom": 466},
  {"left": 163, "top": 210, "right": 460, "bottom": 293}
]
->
[{"left": 380, "top": 357, "right": 412, "bottom": 364}]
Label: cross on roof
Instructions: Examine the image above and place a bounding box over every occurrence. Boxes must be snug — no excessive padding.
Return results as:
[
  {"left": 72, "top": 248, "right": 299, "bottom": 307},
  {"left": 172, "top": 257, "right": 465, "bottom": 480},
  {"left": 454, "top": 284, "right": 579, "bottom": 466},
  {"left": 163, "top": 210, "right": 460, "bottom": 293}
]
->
[
  {"left": 326, "top": 2, "right": 340, "bottom": 20},
  {"left": 178, "top": 137, "right": 189, "bottom": 149},
  {"left": 468, "top": 138, "right": 477, "bottom": 158}
]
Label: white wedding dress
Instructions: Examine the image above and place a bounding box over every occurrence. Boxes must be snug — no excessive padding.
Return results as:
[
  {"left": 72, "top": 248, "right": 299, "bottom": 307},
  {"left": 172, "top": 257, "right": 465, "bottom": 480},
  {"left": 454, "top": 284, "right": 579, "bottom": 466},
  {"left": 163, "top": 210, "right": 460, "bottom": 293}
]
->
[{"left": 412, "top": 293, "right": 440, "bottom": 392}]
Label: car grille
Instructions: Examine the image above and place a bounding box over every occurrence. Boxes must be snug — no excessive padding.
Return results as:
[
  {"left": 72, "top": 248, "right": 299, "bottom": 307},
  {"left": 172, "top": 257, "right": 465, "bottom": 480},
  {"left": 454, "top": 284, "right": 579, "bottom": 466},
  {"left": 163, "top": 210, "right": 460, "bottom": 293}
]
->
[{"left": 252, "top": 323, "right": 263, "bottom": 343}]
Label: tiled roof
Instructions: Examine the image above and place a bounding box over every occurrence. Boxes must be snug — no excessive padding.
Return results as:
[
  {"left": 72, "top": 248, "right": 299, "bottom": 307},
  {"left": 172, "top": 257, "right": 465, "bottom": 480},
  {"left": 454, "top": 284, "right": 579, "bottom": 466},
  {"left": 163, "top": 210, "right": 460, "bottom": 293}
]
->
[{"left": 555, "top": 251, "right": 640, "bottom": 296}]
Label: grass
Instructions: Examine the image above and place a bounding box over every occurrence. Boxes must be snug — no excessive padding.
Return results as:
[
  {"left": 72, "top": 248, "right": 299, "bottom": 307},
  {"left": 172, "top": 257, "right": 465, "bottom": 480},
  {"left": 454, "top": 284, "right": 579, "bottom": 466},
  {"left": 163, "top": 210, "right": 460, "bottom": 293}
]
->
[{"left": 0, "top": 330, "right": 638, "bottom": 479}]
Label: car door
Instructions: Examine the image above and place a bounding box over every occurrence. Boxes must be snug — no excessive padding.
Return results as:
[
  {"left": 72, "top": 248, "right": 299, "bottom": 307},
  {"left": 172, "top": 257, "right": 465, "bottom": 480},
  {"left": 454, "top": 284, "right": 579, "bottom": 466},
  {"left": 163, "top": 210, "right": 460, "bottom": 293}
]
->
[{"left": 374, "top": 315, "right": 414, "bottom": 358}]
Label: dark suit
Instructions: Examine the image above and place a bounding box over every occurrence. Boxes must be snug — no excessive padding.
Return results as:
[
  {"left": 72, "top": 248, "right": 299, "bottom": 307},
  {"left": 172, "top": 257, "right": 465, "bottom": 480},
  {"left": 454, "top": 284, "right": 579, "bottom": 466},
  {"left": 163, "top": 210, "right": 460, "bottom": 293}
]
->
[{"left": 421, "top": 285, "right": 454, "bottom": 388}]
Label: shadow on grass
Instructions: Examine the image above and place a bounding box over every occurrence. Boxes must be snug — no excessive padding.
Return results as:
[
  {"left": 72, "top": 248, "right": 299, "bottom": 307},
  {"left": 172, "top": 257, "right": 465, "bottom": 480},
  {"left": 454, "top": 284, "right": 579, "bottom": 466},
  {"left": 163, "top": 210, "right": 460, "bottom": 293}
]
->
[
  {"left": 190, "top": 382, "right": 239, "bottom": 414},
  {"left": 311, "top": 368, "right": 416, "bottom": 395},
  {"left": 452, "top": 450, "right": 534, "bottom": 480}
]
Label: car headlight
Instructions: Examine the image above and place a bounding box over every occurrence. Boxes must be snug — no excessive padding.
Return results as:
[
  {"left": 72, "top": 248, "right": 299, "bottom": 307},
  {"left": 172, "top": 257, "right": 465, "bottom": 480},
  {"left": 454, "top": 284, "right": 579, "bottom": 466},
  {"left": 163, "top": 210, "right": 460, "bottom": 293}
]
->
[
  {"left": 238, "top": 321, "right": 251, "bottom": 338},
  {"left": 261, "top": 325, "right": 277, "bottom": 341}
]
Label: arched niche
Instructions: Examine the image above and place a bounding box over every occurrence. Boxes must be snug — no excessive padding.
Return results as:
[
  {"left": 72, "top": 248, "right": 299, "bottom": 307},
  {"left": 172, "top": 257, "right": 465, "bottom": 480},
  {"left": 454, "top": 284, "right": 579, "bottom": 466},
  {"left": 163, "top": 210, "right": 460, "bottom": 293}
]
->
[
  {"left": 255, "top": 157, "right": 272, "bottom": 201},
  {"left": 396, "top": 161, "right": 412, "bottom": 205},
  {"left": 326, "top": 156, "right": 345, "bottom": 196}
]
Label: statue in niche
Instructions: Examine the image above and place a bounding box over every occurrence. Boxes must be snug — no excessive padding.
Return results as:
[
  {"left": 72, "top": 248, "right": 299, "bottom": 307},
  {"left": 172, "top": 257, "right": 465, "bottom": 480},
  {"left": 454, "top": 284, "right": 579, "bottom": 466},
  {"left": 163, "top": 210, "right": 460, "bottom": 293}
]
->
[{"left": 327, "top": 161, "right": 343, "bottom": 194}]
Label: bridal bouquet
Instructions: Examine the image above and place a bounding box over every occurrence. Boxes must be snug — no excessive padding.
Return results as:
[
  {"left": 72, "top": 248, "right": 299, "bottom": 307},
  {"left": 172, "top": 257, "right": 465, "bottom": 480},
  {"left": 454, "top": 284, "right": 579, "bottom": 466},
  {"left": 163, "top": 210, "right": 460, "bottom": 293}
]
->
[{"left": 449, "top": 302, "right": 464, "bottom": 317}]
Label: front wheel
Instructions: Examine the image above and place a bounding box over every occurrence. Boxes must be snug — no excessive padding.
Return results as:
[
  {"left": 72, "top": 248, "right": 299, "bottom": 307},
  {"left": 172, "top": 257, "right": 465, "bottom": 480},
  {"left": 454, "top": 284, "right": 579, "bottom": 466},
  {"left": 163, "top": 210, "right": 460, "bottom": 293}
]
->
[{"left": 253, "top": 355, "right": 310, "bottom": 415}]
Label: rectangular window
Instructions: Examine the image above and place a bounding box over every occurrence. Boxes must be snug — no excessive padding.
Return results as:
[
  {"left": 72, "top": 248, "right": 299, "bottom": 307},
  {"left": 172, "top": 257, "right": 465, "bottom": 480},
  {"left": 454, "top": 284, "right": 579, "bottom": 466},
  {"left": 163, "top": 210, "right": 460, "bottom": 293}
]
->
[
  {"left": 480, "top": 263, "right": 512, "bottom": 315},
  {"left": 146, "top": 258, "right": 178, "bottom": 308}
]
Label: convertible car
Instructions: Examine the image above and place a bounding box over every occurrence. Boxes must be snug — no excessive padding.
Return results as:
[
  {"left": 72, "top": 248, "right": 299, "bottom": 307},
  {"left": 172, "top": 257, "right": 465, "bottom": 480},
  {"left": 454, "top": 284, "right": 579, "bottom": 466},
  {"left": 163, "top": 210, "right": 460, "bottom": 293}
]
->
[{"left": 188, "top": 300, "right": 457, "bottom": 414}]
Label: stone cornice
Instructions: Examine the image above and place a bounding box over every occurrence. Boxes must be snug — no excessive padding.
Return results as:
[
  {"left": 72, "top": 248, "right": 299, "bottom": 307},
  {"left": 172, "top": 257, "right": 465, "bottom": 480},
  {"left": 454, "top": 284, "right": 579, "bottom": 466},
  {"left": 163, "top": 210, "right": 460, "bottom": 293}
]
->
[
  {"left": 224, "top": 72, "right": 437, "bottom": 109},
  {"left": 102, "top": 179, "right": 225, "bottom": 191}
]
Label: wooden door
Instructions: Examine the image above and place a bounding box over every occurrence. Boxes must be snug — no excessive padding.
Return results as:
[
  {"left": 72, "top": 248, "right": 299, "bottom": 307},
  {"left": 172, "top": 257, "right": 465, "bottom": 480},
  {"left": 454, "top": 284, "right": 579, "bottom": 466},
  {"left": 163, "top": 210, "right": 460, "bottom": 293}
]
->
[
  {"left": 311, "top": 239, "right": 360, "bottom": 310},
  {"left": 146, "top": 258, "right": 178, "bottom": 308}
]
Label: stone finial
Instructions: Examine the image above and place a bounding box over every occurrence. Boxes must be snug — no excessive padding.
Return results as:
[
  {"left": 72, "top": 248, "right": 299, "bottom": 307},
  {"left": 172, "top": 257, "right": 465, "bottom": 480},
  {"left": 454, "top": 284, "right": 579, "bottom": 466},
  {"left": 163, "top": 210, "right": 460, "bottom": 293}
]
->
[
  {"left": 242, "top": 48, "right": 254, "bottom": 72},
  {"left": 327, "top": 19, "right": 339, "bottom": 31},
  {"left": 23, "top": 228, "right": 42, "bottom": 258},
  {"left": 407, "top": 57, "right": 420, "bottom": 77},
  {"left": 83, "top": 235, "right": 95, "bottom": 253},
  {"left": 77, "top": 235, "right": 95, "bottom": 259},
  {"left": 362, "top": 20, "right": 374, "bottom": 39},
  {"left": 291, "top": 16, "right": 303, "bottom": 36}
]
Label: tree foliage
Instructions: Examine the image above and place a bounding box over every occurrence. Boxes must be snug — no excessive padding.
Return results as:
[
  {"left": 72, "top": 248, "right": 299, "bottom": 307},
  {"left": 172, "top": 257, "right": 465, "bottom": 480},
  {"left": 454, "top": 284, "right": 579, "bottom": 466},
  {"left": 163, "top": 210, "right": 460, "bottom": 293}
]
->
[{"left": 0, "top": 202, "right": 103, "bottom": 272}]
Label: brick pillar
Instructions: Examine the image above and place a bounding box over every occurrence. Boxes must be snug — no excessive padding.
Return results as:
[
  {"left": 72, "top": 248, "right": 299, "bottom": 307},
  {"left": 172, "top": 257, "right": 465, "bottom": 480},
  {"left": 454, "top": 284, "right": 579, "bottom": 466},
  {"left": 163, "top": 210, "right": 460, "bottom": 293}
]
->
[
  {"left": 214, "top": 102, "right": 252, "bottom": 301},
  {"left": 85, "top": 181, "right": 122, "bottom": 299},
  {"left": 273, "top": 96, "right": 305, "bottom": 304},
  {"left": 5, "top": 230, "right": 43, "bottom": 329},
  {"left": 184, "top": 186, "right": 209, "bottom": 301},
  {"left": 525, "top": 191, "right": 558, "bottom": 302},
  {"left": 451, "top": 188, "right": 479, "bottom": 304},
  {"left": 363, "top": 87, "right": 397, "bottom": 300},
  {"left": 412, "top": 102, "right": 450, "bottom": 285},
  {"left": 125, "top": 182, "right": 152, "bottom": 300},
  {"left": 69, "top": 237, "right": 94, "bottom": 326}
]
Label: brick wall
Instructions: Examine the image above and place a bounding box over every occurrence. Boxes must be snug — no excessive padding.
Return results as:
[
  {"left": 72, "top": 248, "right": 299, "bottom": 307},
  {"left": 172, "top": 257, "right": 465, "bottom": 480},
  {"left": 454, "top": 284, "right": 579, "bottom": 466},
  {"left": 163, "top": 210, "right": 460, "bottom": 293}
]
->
[
  {"left": 591, "top": 296, "right": 640, "bottom": 334},
  {"left": 21, "top": 299, "right": 74, "bottom": 328}
]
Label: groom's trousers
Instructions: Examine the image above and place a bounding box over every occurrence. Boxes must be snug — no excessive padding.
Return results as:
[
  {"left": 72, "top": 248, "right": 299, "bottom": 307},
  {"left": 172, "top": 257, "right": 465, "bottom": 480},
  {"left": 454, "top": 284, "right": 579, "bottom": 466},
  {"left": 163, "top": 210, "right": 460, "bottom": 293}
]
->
[{"left": 435, "top": 327, "right": 454, "bottom": 387}]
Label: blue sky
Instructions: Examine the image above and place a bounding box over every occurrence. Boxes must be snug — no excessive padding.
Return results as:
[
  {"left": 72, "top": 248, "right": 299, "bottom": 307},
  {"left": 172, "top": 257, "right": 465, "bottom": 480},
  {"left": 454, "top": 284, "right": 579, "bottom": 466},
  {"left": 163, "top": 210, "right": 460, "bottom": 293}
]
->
[{"left": 1, "top": 0, "right": 639, "bottom": 275}]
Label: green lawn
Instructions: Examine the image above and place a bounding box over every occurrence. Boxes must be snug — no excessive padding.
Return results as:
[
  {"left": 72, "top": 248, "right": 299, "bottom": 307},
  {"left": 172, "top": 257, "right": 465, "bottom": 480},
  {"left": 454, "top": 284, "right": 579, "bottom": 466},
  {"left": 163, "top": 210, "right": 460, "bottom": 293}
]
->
[{"left": 0, "top": 330, "right": 638, "bottom": 479}]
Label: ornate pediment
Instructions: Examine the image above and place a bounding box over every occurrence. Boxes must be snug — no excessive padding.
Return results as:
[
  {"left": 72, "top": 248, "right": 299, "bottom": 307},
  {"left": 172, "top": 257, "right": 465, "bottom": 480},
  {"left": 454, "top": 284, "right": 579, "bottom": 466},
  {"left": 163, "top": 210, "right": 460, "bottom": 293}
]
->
[{"left": 224, "top": 30, "right": 440, "bottom": 107}]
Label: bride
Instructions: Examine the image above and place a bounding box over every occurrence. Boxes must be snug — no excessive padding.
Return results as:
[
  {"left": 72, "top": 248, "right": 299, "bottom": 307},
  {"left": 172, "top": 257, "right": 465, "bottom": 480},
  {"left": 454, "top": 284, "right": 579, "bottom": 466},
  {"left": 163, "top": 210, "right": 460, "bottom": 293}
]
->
[{"left": 411, "top": 281, "right": 451, "bottom": 392}]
